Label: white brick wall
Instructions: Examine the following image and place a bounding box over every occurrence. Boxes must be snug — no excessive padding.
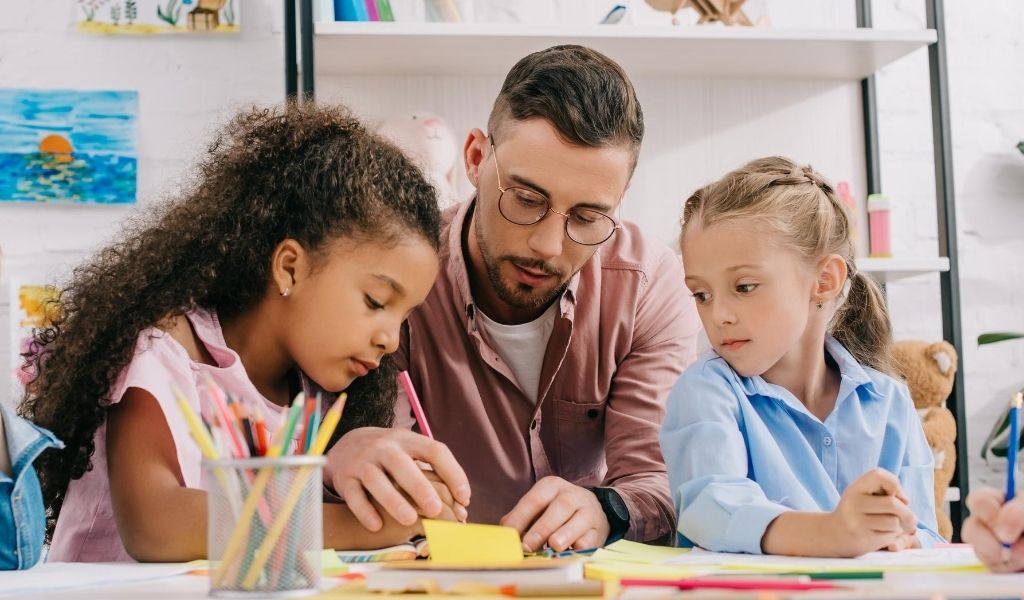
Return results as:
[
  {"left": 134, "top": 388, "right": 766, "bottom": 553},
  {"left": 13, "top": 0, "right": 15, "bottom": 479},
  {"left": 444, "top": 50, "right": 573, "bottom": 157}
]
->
[{"left": 1, "top": 0, "right": 1021, "bottom": 494}]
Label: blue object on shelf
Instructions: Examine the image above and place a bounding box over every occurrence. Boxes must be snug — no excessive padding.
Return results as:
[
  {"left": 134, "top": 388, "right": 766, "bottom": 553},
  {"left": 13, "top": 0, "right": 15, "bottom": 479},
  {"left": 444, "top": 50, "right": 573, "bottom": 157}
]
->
[{"left": 334, "top": 0, "right": 368, "bottom": 21}]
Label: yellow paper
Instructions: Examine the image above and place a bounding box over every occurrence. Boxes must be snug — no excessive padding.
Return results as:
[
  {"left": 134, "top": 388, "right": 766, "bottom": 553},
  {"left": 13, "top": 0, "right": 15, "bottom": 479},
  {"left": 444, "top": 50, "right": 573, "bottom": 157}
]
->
[
  {"left": 592, "top": 539, "right": 691, "bottom": 564},
  {"left": 320, "top": 549, "right": 349, "bottom": 577},
  {"left": 585, "top": 559, "right": 707, "bottom": 582},
  {"left": 421, "top": 519, "right": 523, "bottom": 566}
]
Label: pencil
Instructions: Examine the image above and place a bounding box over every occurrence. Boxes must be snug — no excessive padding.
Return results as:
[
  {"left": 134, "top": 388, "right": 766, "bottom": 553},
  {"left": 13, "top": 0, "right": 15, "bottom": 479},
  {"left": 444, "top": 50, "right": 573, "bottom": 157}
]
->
[
  {"left": 305, "top": 392, "right": 321, "bottom": 455},
  {"left": 499, "top": 581, "right": 604, "bottom": 597},
  {"left": 1003, "top": 391, "right": 1022, "bottom": 564},
  {"left": 253, "top": 404, "right": 269, "bottom": 456},
  {"left": 398, "top": 370, "right": 432, "bottom": 439},
  {"left": 203, "top": 374, "right": 248, "bottom": 458},
  {"left": 212, "top": 392, "right": 306, "bottom": 587},
  {"left": 241, "top": 394, "right": 347, "bottom": 588}
]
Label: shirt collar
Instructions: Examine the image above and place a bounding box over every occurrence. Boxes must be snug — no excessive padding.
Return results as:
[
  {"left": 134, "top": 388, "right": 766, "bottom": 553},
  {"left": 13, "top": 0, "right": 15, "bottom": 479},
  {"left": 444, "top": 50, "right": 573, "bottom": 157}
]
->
[
  {"left": 0, "top": 401, "right": 62, "bottom": 479},
  {"left": 737, "top": 336, "right": 881, "bottom": 407},
  {"left": 445, "top": 198, "right": 580, "bottom": 322}
]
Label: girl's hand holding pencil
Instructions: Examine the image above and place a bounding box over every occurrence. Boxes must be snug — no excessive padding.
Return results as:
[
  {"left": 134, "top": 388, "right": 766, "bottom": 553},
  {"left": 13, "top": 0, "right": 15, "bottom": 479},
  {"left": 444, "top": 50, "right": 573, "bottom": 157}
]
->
[
  {"left": 826, "top": 469, "right": 918, "bottom": 556},
  {"left": 324, "top": 373, "right": 470, "bottom": 532}
]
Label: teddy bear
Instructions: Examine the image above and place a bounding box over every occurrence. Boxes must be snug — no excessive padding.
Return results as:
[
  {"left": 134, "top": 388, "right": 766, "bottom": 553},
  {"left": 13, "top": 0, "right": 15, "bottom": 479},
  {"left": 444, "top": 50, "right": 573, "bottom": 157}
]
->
[{"left": 891, "top": 340, "right": 958, "bottom": 541}]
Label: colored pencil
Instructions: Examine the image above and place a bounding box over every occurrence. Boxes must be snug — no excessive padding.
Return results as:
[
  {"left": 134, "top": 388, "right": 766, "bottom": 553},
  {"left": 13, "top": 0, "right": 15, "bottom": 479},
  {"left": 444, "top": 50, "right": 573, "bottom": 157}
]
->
[
  {"left": 398, "top": 370, "right": 432, "bottom": 438},
  {"left": 1004, "top": 392, "right": 1022, "bottom": 563},
  {"left": 241, "top": 394, "right": 347, "bottom": 588}
]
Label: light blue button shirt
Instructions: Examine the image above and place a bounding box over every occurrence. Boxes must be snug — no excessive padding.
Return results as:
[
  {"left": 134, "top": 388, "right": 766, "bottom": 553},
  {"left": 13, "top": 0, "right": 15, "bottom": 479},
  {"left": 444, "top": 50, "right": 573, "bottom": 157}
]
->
[{"left": 660, "top": 337, "right": 942, "bottom": 554}]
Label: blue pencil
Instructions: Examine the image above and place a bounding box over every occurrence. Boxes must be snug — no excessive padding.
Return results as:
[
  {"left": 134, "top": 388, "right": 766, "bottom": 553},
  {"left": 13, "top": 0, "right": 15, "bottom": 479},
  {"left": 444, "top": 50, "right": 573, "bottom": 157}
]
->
[{"left": 1003, "top": 392, "right": 1022, "bottom": 563}]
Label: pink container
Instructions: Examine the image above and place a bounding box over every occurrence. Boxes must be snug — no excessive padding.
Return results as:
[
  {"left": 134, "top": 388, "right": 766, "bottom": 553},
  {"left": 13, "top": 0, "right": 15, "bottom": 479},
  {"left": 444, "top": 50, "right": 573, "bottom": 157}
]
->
[{"left": 867, "top": 193, "right": 892, "bottom": 257}]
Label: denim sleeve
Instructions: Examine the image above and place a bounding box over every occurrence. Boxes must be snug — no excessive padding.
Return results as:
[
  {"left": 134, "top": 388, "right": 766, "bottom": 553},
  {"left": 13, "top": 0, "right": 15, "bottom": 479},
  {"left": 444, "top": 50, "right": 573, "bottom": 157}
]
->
[
  {"left": 659, "top": 361, "right": 790, "bottom": 554},
  {"left": 0, "top": 404, "right": 62, "bottom": 570}
]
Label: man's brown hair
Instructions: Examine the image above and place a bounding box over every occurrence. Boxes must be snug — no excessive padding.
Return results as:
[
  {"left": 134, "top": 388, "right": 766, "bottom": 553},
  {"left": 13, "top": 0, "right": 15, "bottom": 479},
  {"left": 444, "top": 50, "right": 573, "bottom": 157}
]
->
[{"left": 488, "top": 45, "right": 644, "bottom": 170}]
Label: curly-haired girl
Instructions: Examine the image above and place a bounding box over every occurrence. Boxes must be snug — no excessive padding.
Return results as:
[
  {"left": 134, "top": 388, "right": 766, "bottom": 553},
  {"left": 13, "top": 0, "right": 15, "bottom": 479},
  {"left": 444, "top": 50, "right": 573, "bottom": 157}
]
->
[{"left": 20, "top": 102, "right": 455, "bottom": 562}]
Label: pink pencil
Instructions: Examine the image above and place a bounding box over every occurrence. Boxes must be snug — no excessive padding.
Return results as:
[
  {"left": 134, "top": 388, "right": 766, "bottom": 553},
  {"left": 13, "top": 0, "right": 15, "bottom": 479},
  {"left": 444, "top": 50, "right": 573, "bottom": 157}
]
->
[
  {"left": 620, "top": 578, "right": 837, "bottom": 592},
  {"left": 398, "top": 370, "right": 432, "bottom": 439}
]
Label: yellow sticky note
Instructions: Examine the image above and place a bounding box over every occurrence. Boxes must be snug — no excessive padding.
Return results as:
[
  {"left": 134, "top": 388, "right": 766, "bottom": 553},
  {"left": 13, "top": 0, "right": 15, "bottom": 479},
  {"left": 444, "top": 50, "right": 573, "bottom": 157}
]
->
[
  {"left": 422, "top": 519, "right": 523, "bottom": 565},
  {"left": 319, "top": 549, "right": 349, "bottom": 577},
  {"left": 595, "top": 539, "right": 691, "bottom": 564}
]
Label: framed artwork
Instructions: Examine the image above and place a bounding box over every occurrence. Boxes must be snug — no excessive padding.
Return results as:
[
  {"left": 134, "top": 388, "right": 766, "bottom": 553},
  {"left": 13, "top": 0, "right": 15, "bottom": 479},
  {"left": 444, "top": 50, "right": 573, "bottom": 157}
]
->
[
  {"left": 0, "top": 88, "right": 138, "bottom": 204},
  {"left": 9, "top": 282, "right": 62, "bottom": 399},
  {"left": 76, "top": 0, "right": 240, "bottom": 34}
]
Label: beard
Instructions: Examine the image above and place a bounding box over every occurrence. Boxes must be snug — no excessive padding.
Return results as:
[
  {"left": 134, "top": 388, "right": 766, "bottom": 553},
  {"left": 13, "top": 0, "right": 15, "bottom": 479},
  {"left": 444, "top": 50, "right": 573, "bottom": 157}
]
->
[{"left": 475, "top": 216, "right": 568, "bottom": 311}]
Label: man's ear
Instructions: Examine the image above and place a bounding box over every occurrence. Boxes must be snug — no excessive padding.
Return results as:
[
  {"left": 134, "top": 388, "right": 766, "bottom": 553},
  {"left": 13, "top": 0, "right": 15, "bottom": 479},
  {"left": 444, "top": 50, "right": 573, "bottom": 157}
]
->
[
  {"left": 463, "top": 128, "right": 488, "bottom": 189},
  {"left": 271, "top": 238, "right": 309, "bottom": 296},
  {"left": 814, "top": 253, "right": 848, "bottom": 305}
]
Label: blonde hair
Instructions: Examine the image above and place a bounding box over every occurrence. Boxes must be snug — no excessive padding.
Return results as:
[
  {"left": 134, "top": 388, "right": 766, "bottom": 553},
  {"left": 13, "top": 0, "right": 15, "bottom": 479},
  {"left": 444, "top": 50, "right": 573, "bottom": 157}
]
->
[{"left": 680, "top": 156, "right": 894, "bottom": 375}]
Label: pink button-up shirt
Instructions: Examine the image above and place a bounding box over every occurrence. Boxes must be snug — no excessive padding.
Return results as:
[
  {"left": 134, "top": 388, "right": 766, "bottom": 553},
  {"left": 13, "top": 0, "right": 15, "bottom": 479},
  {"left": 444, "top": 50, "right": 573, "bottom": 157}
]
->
[{"left": 395, "top": 200, "right": 701, "bottom": 543}]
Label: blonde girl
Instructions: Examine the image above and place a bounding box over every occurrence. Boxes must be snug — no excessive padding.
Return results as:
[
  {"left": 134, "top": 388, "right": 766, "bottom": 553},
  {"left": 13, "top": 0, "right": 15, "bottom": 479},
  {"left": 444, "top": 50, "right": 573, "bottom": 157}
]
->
[{"left": 661, "top": 156, "right": 941, "bottom": 557}]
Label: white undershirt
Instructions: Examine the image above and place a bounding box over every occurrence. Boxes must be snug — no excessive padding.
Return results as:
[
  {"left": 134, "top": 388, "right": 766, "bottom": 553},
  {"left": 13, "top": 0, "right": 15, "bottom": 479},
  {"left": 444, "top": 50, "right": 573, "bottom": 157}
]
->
[{"left": 476, "top": 302, "right": 560, "bottom": 404}]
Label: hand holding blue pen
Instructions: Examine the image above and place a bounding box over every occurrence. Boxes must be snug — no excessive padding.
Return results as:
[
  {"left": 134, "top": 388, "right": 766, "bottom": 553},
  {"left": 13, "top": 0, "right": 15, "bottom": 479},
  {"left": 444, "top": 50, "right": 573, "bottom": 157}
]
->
[{"left": 1003, "top": 392, "right": 1022, "bottom": 565}]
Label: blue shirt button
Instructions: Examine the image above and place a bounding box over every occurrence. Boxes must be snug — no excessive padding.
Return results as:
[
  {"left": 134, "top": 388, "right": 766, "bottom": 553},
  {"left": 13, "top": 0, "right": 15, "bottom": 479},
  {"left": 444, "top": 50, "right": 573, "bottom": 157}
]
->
[{"left": 823, "top": 436, "right": 833, "bottom": 447}]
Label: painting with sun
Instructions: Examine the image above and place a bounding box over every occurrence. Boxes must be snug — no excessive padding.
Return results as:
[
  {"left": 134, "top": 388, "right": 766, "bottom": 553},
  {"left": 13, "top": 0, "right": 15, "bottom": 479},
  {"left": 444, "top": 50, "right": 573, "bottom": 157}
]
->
[{"left": 0, "top": 89, "right": 138, "bottom": 204}]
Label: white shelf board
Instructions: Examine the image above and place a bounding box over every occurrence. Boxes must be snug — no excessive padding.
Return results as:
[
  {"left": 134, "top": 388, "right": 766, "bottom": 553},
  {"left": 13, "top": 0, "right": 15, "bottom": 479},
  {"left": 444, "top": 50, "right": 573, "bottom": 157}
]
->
[
  {"left": 314, "top": 22, "right": 936, "bottom": 79},
  {"left": 858, "top": 257, "right": 950, "bottom": 283}
]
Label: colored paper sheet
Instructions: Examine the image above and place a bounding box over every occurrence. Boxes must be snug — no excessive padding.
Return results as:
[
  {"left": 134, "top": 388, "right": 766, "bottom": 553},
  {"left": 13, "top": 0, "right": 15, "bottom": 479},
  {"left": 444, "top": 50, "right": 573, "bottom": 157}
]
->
[{"left": 422, "top": 519, "right": 523, "bottom": 566}]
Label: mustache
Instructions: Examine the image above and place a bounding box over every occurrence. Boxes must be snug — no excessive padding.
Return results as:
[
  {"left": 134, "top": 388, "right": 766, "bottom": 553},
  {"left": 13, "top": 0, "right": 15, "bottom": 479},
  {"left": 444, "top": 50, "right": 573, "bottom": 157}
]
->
[{"left": 502, "top": 256, "right": 563, "bottom": 279}]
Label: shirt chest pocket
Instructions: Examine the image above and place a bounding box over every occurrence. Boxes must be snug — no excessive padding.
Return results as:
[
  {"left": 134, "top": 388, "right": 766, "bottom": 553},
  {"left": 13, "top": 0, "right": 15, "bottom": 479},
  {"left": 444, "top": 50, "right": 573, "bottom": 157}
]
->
[{"left": 550, "top": 398, "right": 607, "bottom": 483}]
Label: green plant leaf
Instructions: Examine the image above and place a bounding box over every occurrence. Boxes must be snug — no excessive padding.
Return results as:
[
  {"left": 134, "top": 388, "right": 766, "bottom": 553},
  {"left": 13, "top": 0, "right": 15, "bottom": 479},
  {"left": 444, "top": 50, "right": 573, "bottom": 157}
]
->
[
  {"left": 978, "top": 332, "right": 1024, "bottom": 345},
  {"left": 1018, "top": 141, "right": 1024, "bottom": 155}
]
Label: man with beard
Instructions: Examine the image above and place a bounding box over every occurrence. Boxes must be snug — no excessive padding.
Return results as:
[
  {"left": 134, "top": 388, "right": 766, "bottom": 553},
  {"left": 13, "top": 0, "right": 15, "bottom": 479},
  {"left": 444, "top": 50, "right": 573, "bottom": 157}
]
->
[{"left": 326, "top": 45, "right": 701, "bottom": 551}]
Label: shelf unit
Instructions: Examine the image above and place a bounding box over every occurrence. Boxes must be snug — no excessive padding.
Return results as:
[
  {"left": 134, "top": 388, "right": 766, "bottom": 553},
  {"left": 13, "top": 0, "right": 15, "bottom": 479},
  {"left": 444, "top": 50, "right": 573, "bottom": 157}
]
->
[
  {"left": 313, "top": 22, "right": 936, "bottom": 79},
  {"left": 285, "top": 0, "right": 969, "bottom": 538},
  {"left": 859, "top": 257, "right": 950, "bottom": 283}
]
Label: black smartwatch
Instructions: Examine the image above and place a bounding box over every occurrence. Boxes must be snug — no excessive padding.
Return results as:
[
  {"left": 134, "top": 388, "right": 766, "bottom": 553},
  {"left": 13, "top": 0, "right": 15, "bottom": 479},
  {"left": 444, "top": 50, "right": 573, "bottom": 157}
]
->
[{"left": 591, "top": 486, "right": 630, "bottom": 544}]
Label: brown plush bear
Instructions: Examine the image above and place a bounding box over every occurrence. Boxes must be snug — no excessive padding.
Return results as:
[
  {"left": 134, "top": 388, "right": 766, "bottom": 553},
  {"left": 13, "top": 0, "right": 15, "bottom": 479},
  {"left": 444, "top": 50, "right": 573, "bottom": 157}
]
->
[{"left": 891, "top": 340, "right": 958, "bottom": 541}]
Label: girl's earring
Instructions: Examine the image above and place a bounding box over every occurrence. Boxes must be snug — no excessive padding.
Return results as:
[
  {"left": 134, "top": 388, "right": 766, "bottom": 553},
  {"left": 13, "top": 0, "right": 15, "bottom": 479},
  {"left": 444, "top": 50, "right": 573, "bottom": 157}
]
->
[
  {"left": 816, "top": 301, "right": 823, "bottom": 309},
  {"left": 280, "top": 288, "right": 291, "bottom": 297}
]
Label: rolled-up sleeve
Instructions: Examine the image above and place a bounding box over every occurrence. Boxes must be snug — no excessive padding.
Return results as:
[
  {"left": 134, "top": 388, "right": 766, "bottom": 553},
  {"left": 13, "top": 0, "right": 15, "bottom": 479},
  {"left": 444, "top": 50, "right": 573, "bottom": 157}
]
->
[
  {"left": 603, "top": 250, "right": 701, "bottom": 543},
  {"left": 660, "top": 361, "right": 790, "bottom": 554}
]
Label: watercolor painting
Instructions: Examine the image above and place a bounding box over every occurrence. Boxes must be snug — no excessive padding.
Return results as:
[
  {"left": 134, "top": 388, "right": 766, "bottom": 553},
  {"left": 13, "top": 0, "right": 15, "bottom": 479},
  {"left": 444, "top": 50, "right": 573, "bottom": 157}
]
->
[
  {"left": 0, "top": 89, "right": 138, "bottom": 204},
  {"left": 76, "top": 0, "right": 239, "bottom": 34},
  {"left": 9, "top": 282, "right": 62, "bottom": 398}
]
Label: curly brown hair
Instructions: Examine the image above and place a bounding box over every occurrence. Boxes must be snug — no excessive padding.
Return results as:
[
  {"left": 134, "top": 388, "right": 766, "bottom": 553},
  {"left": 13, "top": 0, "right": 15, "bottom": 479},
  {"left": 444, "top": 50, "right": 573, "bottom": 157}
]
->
[{"left": 18, "top": 102, "right": 442, "bottom": 540}]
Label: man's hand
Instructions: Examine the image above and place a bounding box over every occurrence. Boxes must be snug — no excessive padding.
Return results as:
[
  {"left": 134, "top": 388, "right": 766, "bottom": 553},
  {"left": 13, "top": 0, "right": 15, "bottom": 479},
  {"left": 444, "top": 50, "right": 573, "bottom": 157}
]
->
[
  {"left": 500, "top": 476, "right": 611, "bottom": 552},
  {"left": 325, "top": 427, "right": 470, "bottom": 531},
  {"left": 826, "top": 469, "right": 917, "bottom": 556},
  {"left": 963, "top": 487, "right": 1024, "bottom": 572}
]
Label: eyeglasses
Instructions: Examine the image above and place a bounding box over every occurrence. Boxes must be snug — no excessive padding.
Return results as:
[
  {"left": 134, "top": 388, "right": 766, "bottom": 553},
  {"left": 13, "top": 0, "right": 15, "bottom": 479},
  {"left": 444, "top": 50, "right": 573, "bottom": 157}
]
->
[{"left": 489, "top": 141, "right": 620, "bottom": 246}]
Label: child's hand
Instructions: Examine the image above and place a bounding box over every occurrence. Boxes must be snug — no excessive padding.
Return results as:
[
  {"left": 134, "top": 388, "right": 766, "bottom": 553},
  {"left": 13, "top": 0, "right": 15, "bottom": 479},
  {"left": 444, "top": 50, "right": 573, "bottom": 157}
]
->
[
  {"left": 827, "top": 469, "right": 917, "bottom": 556},
  {"left": 886, "top": 531, "right": 921, "bottom": 551},
  {"left": 325, "top": 427, "right": 471, "bottom": 532},
  {"left": 963, "top": 487, "right": 1024, "bottom": 572},
  {"left": 421, "top": 469, "right": 468, "bottom": 523}
]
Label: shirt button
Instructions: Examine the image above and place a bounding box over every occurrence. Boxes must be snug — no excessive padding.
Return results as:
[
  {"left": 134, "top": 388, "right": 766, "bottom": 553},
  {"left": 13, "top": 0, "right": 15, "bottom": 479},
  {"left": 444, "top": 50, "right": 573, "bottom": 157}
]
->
[
  {"left": 824, "top": 436, "right": 833, "bottom": 447},
  {"left": 587, "top": 409, "right": 600, "bottom": 419}
]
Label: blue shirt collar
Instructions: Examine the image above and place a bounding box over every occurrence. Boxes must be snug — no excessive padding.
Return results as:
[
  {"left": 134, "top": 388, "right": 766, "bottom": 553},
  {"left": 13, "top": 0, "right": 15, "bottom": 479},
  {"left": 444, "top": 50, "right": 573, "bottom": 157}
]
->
[{"left": 736, "top": 337, "right": 881, "bottom": 411}]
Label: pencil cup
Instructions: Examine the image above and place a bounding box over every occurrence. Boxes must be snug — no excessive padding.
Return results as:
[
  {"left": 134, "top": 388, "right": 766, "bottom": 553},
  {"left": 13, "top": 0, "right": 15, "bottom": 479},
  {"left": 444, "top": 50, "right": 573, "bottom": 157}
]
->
[{"left": 205, "top": 456, "right": 325, "bottom": 597}]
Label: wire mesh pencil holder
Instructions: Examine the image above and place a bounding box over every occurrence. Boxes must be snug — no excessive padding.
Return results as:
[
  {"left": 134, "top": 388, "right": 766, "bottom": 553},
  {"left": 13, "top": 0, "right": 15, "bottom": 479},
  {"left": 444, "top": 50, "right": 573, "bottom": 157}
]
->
[{"left": 205, "top": 456, "right": 325, "bottom": 597}]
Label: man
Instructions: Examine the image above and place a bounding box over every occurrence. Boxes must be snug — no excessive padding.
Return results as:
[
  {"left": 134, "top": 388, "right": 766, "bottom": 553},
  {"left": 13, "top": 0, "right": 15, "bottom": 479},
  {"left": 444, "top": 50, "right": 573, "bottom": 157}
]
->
[{"left": 327, "top": 45, "right": 700, "bottom": 551}]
